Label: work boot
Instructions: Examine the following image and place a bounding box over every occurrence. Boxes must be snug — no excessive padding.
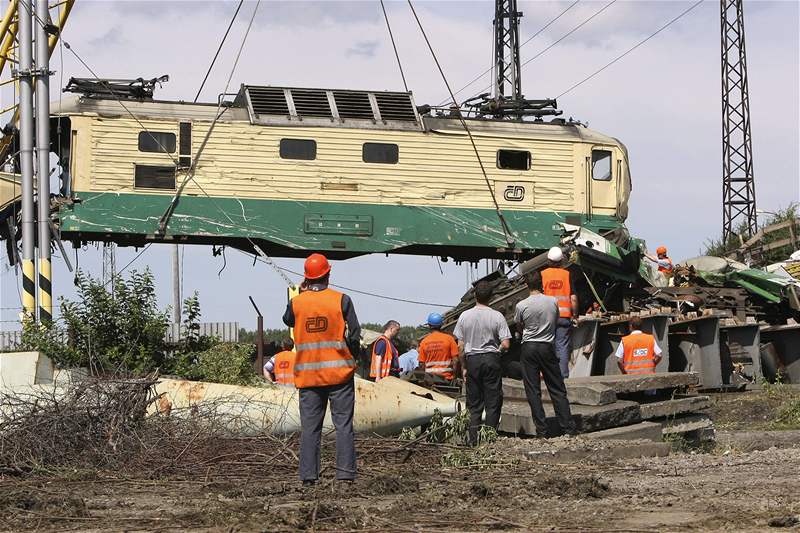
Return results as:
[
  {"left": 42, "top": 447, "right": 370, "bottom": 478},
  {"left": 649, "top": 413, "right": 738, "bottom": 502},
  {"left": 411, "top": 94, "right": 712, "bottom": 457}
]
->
[{"left": 302, "top": 480, "right": 316, "bottom": 488}]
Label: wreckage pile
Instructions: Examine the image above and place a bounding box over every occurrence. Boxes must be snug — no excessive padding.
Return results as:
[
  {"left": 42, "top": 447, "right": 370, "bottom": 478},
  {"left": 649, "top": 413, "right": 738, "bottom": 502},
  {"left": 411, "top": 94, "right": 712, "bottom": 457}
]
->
[{"left": 500, "top": 371, "right": 713, "bottom": 444}]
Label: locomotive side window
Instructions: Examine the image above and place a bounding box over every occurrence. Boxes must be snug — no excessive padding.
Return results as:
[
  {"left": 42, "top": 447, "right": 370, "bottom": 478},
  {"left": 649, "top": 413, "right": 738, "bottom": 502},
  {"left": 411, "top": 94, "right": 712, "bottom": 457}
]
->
[
  {"left": 363, "top": 142, "right": 398, "bottom": 164},
  {"left": 497, "top": 149, "right": 531, "bottom": 170},
  {"left": 591, "top": 150, "right": 612, "bottom": 181},
  {"left": 280, "top": 138, "right": 317, "bottom": 160},
  {"left": 138, "top": 131, "right": 176, "bottom": 153},
  {"left": 135, "top": 164, "right": 176, "bottom": 189}
]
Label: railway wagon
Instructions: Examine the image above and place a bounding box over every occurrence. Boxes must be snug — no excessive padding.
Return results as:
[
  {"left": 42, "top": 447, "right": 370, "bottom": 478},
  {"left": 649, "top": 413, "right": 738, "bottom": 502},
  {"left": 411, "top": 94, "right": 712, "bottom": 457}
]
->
[{"left": 8, "top": 84, "right": 633, "bottom": 261}]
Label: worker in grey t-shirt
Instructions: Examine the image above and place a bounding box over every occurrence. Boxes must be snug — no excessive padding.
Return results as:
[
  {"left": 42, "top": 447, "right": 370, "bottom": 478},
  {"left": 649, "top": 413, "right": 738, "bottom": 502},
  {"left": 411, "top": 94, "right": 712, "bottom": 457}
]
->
[
  {"left": 514, "top": 270, "right": 576, "bottom": 438},
  {"left": 453, "top": 281, "right": 511, "bottom": 446}
]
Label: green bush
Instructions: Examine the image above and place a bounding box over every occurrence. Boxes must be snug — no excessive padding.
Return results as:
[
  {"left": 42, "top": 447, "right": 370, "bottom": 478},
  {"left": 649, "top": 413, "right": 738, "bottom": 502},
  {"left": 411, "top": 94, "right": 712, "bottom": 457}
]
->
[{"left": 175, "top": 343, "right": 259, "bottom": 386}]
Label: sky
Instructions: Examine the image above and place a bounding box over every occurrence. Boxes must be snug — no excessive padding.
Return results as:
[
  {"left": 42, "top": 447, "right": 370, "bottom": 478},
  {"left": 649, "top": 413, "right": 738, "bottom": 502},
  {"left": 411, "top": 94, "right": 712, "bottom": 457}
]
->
[{"left": 0, "top": 0, "right": 798, "bottom": 330}]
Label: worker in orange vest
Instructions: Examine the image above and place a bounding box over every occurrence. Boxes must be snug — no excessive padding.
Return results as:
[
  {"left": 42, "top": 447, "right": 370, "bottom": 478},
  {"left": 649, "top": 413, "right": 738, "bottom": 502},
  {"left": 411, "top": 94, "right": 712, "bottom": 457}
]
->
[
  {"left": 615, "top": 316, "right": 663, "bottom": 375},
  {"left": 418, "top": 312, "right": 460, "bottom": 382},
  {"left": 370, "top": 320, "right": 400, "bottom": 380},
  {"left": 263, "top": 338, "right": 296, "bottom": 386},
  {"left": 645, "top": 246, "right": 673, "bottom": 276},
  {"left": 541, "top": 247, "right": 579, "bottom": 378},
  {"left": 282, "top": 253, "right": 361, "bottom": 486}
]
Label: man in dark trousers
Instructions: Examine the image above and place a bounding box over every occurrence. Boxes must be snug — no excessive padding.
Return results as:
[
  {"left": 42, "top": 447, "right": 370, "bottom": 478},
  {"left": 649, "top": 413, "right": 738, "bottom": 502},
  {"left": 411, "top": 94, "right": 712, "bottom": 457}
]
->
[
  {"left": 454, "top": 281, "right": 511, "bottom": 445},
  {"left": 514, "top": 270, "right": 577, "bottom": 438},
  {"left": 282, "top": 253, "right": 361, "bottom": 485}
]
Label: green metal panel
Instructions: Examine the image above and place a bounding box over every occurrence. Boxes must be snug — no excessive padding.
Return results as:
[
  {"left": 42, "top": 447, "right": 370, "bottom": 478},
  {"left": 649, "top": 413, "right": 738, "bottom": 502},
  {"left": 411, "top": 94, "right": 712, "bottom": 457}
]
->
[{"left": 59, "top": 191, "right": 623, "bottom": 257}]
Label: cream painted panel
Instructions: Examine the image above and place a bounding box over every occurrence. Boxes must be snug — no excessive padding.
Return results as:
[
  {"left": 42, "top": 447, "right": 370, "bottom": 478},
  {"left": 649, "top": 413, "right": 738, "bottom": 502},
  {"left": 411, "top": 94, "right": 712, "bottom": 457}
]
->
[{"left": 85, "top": 117, "right": 586, "bottom": 212}]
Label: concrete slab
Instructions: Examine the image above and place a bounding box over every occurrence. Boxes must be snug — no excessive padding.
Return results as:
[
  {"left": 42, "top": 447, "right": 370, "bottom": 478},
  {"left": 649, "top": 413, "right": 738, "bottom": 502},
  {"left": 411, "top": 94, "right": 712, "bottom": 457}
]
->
[
  {"left": 716, "top": 430, "right": 800, "bottom": 452},
  {"left": 584, "top": 421, "right": 663, "bottom": 442},
  {"left": 499, "top": 399, "right": 641, "bottom": 436},
  {"left": 524, "top": 442, "right": 671, "bottom": 463},
  {"left": 0, "top": 351, "right": 54, "bottom": 387},
  {"left": 564, "top": 372, "right": 700, "bottom": 394},
  {"left": 639, "top": 395, "right": 711, "bottom": 420},
  {"left": 662, "top": 415, "right": 715, "bottom": 443},
  {"left": 502, "top": 377, "right": 617, "bottom": 406}
]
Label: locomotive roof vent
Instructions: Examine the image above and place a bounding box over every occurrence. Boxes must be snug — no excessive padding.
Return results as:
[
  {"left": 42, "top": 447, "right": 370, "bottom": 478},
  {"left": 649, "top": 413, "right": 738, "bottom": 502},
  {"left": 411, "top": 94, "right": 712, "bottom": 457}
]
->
[{"left": 240, "top": 85, "right": 421, "bottom": 130}]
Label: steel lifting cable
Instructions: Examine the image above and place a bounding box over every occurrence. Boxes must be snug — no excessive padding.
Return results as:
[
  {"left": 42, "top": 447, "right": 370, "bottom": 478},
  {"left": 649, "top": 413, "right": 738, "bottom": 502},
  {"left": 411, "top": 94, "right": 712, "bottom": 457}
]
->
[
  {"left": 157, "top": 0, "right": 260, "bottom": 234},
  {"left": 379, "top": 0, "right": 408, "bottom": 93},
  {"left": 194, "top": 0, "right": 245, "bottom": 103},
  {"left": 406, "top": 0, "right": 515, "bottom": 250}
]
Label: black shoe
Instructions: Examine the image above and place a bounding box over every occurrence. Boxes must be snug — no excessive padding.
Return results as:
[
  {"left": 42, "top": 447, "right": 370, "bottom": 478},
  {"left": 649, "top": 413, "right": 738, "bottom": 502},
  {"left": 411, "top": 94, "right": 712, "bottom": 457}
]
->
[{"left": 302, "top": 480, "right": 316, "bottom": 487}]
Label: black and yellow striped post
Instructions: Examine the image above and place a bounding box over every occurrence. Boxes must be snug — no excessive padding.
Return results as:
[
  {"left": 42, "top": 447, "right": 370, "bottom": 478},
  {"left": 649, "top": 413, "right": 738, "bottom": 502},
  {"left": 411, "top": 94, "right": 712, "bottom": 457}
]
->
[
  {"left": 38, "top": 258, "right": 51, "bottom": 322},
  {"left": 22, "top": 259, "right": 36, "bottom": 320}
]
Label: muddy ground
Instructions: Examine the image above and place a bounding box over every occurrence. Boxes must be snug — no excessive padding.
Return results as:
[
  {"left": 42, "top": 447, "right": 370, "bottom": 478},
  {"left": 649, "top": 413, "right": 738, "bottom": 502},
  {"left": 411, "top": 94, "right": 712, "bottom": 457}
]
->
[{"left": 1, "top": 387, "right": 799, "bottom": 532}]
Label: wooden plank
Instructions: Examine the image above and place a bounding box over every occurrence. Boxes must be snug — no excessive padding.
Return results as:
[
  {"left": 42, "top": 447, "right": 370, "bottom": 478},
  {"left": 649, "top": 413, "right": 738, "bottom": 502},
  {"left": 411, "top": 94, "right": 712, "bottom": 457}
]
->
[{"left": 502, "top": 377, "right": 617, "bottom": 406}]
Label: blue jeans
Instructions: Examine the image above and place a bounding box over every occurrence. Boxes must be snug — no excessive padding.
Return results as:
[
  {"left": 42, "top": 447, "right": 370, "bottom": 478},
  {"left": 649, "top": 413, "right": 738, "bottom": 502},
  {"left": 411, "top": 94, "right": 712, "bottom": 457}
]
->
[{"left": 555, "top": 318, "right": 573, "bottom": 378}]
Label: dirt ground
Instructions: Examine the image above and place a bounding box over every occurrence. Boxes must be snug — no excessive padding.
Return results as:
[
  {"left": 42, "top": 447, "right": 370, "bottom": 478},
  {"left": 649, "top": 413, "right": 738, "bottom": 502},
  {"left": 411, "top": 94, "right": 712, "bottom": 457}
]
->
[{"left": 1, "top": 388, "right": 799, "bottom": 532}]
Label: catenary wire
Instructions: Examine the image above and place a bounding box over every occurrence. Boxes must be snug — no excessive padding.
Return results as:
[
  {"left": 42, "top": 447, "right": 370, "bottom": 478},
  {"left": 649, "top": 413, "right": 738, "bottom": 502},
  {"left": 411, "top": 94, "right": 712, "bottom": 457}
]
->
[
  {"left": 407, "top": 0, "right": 515, "bottom": 249},
  {"left": 238, "top": 249, "right": 451, "bottom": 308},
  {"left": 379, "top": 0, "right": 408, "bottom": 92},
  {"left": 194, "top": 0, "right": 245, "bottom": 103},
  {"left": 441, "top": 0, "right": 581, "bottom": 106},
  {"left": 556, "top": 0, "right": 705, "bottom": 99}
]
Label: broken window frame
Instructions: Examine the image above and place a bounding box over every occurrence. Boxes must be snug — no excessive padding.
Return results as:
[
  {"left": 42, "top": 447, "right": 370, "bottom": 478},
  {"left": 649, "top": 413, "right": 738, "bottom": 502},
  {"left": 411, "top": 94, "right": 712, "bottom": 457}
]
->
[
  {"left": 591, "top": 149, "right": 613, "bottom": 181},
  {"left": 279, "top": 138, "right": 317, "bottom": 160},
  {"left": 496, "top": 149, "right": 531, "bottom": 171},
  {"left": 362, "top": 142, "right": 399, "bottom": 164},
  {"left": 137, "top": 131, "right": 176, "bottom": 154}
]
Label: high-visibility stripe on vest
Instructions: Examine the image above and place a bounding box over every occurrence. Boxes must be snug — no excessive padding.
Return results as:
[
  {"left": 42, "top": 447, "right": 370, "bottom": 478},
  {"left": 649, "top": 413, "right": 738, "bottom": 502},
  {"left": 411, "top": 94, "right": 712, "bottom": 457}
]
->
[
  {"left": 370, "top": 335, "right": 398, "bottom": 378},
  {"left": 291, "top": 288, "right": 355, "bottom": 388},
  {"left": 542, "top": 267, "right": 573, "bottom": 319},
  {"left": 419, "top": 330, "right": 459, "bottom": 381},
  {"left": 658, "top": 257, "right": 674, "bottom": 275},
  {"left": 273, "top": 350, "right": 296, "bottom": 387},
  {"left": 622, "top": 332, "right": 657, "bottom": 375}
]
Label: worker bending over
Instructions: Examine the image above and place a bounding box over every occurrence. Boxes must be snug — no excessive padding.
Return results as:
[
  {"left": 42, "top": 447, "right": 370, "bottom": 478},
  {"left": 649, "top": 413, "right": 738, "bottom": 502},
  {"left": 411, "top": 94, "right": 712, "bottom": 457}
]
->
[
  {"left": 616, "top": 316, "right": 662, "bottom": 375},
  {"left": 541, "top": 247, "right": 579, "bottom": 378},
  {"left": 418, "top": 312, "right": 460, "bottom": 382},
  {"left": 645, "top": 246, "right": 673, "bottom": 276},
  {"left": 453, "top": 281, "right": 511, "bottom": 446},
  {"left": 282, "top": 253, "right": 361, "bottom": 486},
  {"left": 263, "top": 338, "right": 296, "bottom": 386},
  {"left": 514, "top": 270, "right": 576, "bottom": 437},
  {"left": 370, "top": 320, "right": 401, "bottom": 381}
]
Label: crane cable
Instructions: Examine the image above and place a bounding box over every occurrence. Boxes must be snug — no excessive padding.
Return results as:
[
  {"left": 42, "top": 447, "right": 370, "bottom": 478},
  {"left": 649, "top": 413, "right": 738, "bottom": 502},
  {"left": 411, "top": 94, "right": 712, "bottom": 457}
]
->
[
  {"left": 407, "top": 0, "right": 516, "bottom": 250},
  {"left": 194, "top": 0, "right": 245, "bottom": 103},
  {"left": 157, "top": 0, "right": 260, "bottom": 235},
  {"left": 379, "top": 0, "right": 408, "bottom": 93}
]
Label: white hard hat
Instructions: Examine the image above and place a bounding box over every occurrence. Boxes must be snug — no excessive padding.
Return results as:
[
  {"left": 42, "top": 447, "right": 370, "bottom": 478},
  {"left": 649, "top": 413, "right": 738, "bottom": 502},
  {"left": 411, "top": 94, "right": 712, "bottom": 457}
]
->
[{"left": 547, "top": 246, "right": 564, "bottom": 262}]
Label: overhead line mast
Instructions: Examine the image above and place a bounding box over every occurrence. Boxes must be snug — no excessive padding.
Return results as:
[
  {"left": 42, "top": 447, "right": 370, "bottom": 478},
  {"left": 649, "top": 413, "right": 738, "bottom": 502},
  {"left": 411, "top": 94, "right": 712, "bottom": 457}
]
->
[
  {"left": 721, "top": 0, "right": 757, "bottom": 244},
  {"left": 464, "top": 0, "right": 561, "bottom": 121}
]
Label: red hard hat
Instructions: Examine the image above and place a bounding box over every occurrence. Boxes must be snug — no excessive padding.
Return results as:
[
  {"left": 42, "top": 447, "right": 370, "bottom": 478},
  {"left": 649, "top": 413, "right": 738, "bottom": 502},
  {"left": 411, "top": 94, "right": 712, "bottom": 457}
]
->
[
  {"left": 304, "top": 253, "right": 331, "bottom": 280},
  {"left": 656, "top": 246, "right": 667, "bottom": 255}
]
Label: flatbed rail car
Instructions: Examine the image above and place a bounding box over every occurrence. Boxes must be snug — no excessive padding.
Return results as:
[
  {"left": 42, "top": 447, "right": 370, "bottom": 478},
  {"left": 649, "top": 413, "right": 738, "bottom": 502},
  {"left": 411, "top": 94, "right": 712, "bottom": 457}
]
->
[{"left": 5, "top": 85, "right": 633, "bottom": 261}]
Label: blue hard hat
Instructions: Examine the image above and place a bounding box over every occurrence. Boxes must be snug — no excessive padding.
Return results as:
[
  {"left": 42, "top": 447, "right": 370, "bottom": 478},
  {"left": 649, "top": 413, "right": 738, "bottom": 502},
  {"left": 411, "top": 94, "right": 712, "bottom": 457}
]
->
[{"left": 427, "top": 312, "right": 444, "bottom": 327}]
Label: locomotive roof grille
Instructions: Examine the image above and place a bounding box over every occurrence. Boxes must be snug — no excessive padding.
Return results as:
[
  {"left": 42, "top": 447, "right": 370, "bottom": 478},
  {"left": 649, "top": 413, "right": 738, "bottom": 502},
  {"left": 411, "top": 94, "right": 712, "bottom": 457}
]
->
[{"left": 240, "top": 85, "right": 420, "bottom": 128}]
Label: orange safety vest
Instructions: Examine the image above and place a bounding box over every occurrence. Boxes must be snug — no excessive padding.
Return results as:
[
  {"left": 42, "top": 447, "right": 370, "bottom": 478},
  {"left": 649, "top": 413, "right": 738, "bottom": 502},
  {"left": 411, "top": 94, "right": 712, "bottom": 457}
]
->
[
  {"left": 658, "top": 257, "right": 674, "bottom": 275},
  {"left": 542, "top": 267, "right": 573, "bottom": 319},
  {"left": 370, "top": 335, "right": 398, "bottom": 378},
  {"left": 273, "top": 350, "right": 296, "bottom": 387},
  {"left": 621, "top": 332, "right": 657, "bottom": 375},
  {"left": 291, "top": 288, "right": 355, "bottom": 388},
  {"left": 419, "top": 330, "right": 459, "bottom": 381}
]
